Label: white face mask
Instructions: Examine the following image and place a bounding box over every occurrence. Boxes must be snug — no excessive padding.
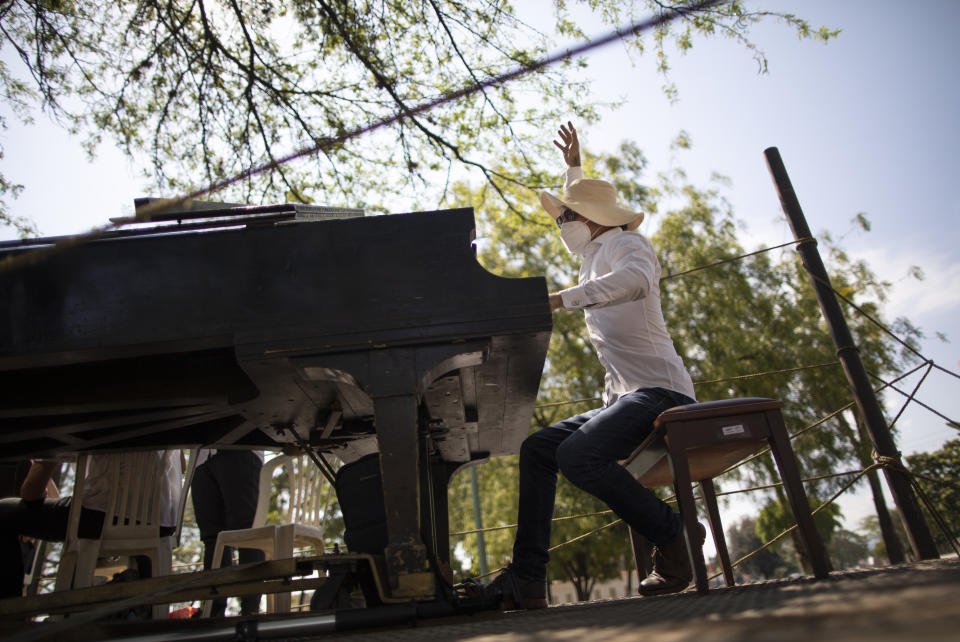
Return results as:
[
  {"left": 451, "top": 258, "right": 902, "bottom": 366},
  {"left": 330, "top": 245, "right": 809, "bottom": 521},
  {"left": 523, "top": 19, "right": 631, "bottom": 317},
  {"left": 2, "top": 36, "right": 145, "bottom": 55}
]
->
[{"left": 559, "top": 221, "right": 591, "bottom": 255}]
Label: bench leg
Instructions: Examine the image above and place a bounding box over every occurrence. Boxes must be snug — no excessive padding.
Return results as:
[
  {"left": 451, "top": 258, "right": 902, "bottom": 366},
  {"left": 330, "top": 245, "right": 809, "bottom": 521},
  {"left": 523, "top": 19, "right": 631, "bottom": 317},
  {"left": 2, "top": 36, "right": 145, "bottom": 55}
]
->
[
  {"left": 701, "top": 478, "right": 734, "bottom": 587},
  {"left": 667, "top": 446, "right": 709, "bottom": 594},
  {"left": 766, "top": 411, "right": 831, "bottom": 579}
]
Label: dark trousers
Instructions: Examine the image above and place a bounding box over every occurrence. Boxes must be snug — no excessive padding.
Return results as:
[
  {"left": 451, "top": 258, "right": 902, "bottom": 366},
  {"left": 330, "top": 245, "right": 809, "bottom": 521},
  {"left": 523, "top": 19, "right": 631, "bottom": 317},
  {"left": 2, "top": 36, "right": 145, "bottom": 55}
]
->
[
  {"left": 0, "top": 496, "right": 106, "bottom": 598},
  {"left": 0, "top": 495, "right": 177, "bottom": 598},
  {"left": 511, "top": 387, "right": 694, "bottom": 582},
  {"left": 191, "top": 450, "right": 265, "bottom": 616}
]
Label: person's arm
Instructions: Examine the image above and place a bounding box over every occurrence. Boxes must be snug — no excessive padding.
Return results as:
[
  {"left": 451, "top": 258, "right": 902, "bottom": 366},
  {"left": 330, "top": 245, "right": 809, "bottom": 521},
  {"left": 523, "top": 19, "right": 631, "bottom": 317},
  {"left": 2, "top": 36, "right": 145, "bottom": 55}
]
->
[
  {"left": 557, "top": 237, "right": 658, "bottom": 311},
  {"left": 20, "top": 461, "right": 59, "bottom": 501},
  {"left": 547, "top": 121, "right": 583, "bottom": 313}
]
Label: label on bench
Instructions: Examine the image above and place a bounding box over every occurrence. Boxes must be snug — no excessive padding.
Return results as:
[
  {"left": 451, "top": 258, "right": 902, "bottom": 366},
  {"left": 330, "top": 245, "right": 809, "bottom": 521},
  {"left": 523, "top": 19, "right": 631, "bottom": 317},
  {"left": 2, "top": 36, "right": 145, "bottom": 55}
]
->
[{"left": 722, "top": 424, "right": 746, "bottom": 436}]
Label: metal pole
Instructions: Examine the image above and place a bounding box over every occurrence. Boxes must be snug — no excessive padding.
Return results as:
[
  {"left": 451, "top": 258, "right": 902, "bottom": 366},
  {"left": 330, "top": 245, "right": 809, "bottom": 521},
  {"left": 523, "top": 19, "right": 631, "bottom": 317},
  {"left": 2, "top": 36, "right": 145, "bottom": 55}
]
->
[
  {"left": 469, "top": 466, "right": 489, "bottom": 577},
  {"left": 764, "top": 146, "right": 939, "bottom": 560}
]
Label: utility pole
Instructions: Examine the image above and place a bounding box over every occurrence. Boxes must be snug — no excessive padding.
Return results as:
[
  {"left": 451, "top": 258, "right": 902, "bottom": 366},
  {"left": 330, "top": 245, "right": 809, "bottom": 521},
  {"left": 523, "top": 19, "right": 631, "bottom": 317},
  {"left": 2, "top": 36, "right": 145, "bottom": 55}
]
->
[{"left": 764, "top": 147, "right": 939, "bottom": 560}]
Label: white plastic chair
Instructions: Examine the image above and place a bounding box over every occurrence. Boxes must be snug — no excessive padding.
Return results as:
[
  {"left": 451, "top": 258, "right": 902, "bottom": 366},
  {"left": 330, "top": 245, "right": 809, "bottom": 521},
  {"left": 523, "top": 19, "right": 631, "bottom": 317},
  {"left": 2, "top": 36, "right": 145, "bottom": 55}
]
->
[
  {"left": 201, "top": 454, "right": 331, "bottom": 615},
  {"left": 54, "top": 449, "right": 196, "bottom": 618}
]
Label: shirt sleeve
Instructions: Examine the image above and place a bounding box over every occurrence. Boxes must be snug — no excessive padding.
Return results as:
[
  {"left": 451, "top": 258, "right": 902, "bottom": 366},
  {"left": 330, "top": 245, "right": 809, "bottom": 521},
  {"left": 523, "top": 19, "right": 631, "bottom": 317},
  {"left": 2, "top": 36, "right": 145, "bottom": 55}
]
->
[
  {"left": 564, "top": 166, "right": 583, "bottom": 190},
  {"left": 559, "top": 235, "right": 657, "bottom": 310}
]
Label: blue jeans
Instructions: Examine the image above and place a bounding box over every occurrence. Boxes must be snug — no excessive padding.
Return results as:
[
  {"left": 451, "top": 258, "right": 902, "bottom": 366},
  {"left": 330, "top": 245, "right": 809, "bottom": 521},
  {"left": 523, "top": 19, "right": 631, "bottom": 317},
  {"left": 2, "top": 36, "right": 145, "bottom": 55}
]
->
[{"left": 511, "top": 387, "right": 695, "bottom": 582}]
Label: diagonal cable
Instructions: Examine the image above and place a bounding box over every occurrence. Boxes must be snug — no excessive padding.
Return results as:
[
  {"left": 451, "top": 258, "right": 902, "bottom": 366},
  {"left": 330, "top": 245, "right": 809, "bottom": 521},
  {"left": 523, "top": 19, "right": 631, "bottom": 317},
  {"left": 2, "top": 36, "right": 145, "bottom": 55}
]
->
[{"left": 0, "top": 0, "right": 722, "bottom": 277}]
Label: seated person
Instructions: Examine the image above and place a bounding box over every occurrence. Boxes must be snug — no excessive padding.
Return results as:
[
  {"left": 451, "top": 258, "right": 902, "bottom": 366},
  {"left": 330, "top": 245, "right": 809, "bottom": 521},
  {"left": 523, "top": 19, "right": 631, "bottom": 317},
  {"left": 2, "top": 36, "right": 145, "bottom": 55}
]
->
[
  {"left": 0, "top": 459, "right": 61, "bottom": 589},
  {"left": 478, "top": 123, "right": 700, "bottom": 609},
  {"left": 0, "top": 450, "right": 182, "bottom": 598}
]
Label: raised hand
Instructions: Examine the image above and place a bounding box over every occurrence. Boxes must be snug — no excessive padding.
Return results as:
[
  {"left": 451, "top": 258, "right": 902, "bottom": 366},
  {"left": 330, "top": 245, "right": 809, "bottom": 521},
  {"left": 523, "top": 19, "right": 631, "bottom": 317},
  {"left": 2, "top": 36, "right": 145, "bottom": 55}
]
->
[{"left": 552, "top": 121, "right": 581, "bottom": 168}]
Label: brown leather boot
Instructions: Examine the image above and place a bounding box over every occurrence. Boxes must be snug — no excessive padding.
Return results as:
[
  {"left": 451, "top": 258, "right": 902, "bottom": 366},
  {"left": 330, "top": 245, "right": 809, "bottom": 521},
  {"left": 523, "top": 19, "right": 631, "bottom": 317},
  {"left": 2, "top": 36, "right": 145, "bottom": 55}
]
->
[
  {"left": 483, "top": 567, "right": 548, "bottom": 610},
  {"left": 639, "top": 522, "right": 707, "bottom": 596}
]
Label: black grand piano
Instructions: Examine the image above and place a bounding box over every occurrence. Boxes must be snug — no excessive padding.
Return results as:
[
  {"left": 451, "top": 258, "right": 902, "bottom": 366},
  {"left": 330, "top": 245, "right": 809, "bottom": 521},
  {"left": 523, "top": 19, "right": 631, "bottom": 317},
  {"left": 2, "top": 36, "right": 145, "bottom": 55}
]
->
[{"left": 0, "top": 202, "right": 552, "bottom": 603}]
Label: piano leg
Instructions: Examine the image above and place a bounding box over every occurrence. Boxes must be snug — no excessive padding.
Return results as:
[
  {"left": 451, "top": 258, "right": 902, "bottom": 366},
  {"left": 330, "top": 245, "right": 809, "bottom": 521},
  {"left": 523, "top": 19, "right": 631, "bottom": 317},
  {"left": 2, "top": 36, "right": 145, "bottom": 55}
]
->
[
  {"left": 304, "top": 342, "right": 488, "bottom": 601},
  {"left": 421, "top": 454, "right": 462, "bottom": 591},
  {"left": 373, "top": 393, "right": 434, "bottom": 599}
]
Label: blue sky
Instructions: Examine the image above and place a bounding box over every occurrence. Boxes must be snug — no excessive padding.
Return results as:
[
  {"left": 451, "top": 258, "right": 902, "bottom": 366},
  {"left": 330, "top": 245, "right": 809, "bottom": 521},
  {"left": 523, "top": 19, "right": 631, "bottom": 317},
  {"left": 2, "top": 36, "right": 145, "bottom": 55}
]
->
[{"left": 2, "top": 1, "right": 957, "bottom": 538}]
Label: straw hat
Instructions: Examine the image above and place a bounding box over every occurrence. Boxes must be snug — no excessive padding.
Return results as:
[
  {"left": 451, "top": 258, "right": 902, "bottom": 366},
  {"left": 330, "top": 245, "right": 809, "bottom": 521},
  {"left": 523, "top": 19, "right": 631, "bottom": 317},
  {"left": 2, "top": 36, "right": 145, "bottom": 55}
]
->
[{"left": 540, "top": 178, "right": 644, "bottom": 230}]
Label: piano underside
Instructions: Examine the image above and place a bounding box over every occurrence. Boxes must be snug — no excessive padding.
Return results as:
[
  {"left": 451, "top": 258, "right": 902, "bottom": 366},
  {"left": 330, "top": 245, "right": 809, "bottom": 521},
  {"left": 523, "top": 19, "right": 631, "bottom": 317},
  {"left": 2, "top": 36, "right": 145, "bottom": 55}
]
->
[{"left": 0, "top": 332, "right": 547, "bottom": 466}]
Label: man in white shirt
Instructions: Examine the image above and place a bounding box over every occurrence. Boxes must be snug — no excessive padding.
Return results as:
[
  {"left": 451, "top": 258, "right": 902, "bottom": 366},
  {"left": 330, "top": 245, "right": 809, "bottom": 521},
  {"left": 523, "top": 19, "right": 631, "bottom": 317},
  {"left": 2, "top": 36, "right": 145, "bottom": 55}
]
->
[{"left": 483, "top": 124, "right": 701, "bottom": 609}]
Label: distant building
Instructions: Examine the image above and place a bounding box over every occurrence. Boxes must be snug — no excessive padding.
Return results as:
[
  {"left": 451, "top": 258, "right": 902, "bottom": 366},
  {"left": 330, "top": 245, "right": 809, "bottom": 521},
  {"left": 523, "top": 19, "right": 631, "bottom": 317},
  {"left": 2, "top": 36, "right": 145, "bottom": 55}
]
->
[{"left": 548, "top": 570, "right": 635, "bottom": 605}]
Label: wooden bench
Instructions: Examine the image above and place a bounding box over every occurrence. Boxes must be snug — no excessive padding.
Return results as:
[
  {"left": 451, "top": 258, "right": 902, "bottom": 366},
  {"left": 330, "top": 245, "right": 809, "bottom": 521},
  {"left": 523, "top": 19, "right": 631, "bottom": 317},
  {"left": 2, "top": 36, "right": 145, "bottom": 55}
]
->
[{"left": 622, "top": 397, "right": 830, "bottom": 593}]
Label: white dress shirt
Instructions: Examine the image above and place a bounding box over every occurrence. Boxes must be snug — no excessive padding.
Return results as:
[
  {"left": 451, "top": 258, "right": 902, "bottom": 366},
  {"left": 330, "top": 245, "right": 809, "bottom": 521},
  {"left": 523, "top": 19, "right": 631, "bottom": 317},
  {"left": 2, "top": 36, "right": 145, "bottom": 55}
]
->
[
  {"left": 82, "top": 450, "right": 182, "bottom": 528},
  {"left": 558, "top": 166, "right": 696, "bottom": 406}
]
